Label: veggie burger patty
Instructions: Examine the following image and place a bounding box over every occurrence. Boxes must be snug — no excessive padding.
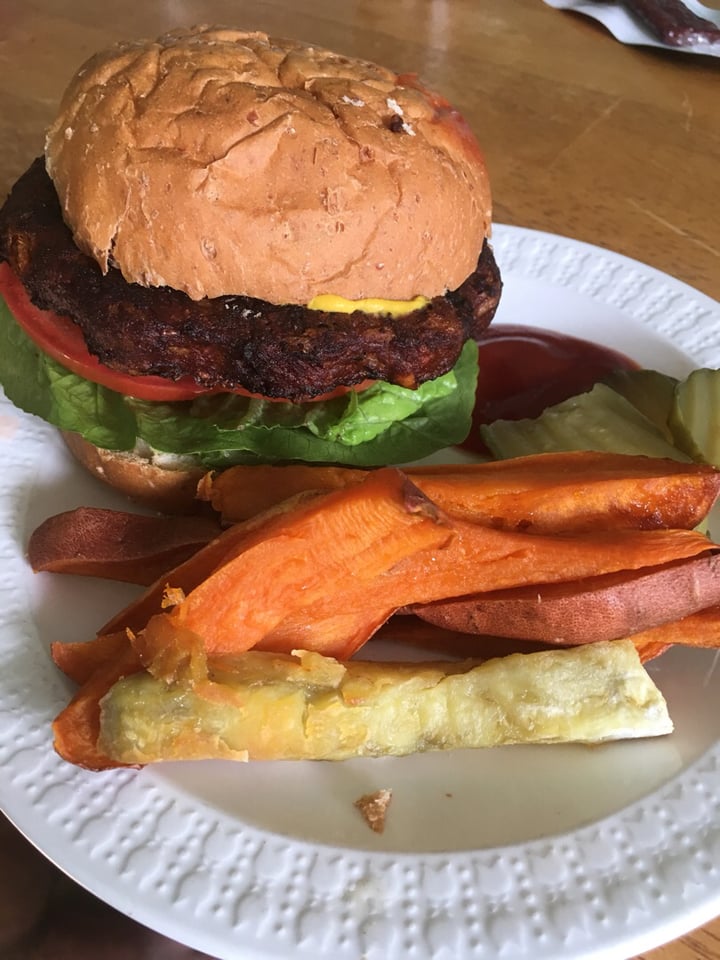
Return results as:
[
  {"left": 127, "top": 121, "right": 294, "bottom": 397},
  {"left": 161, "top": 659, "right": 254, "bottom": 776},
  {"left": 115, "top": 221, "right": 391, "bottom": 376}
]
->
[{"left": 0, "top": 159, "right": 502, "bottom": 403}]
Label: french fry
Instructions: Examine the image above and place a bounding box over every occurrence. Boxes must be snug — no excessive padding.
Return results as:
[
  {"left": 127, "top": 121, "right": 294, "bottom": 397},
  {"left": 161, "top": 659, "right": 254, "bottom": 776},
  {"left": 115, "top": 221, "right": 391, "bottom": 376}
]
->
[
  {"left": 28, "top": 508, "right": 221, "bottom": 585},
  {"left": 53, "top": 639, "right": 143, "bottom": 771},
  {"left": 51, "top": 631, "right": 134, "bottom": 686},
  {"left": 96, "top": 641, "right": 673, "bottom": 766},
  {"left": 55, "top": 478, "right": 718, "bottom": 677},
  {"left": 158, "top": 467, "right": 450, "bottom": 656},
  {"left": 45, "top": 456, "right": 720, "bottom": 773},
  {"left": 99, "top": 490, "right": 322, "bottom": 636},
  {"left": 413, "top": 554, "right": 720, "bottom": 646},
  {"left": 199, "top": 452, "right": 720, "bottom": 533},
  {"left": 259, "top": 523, "right": 714, "bottom": 658},
  {"left": 630, "top": 604, "right": 720, "bottom": 661}
]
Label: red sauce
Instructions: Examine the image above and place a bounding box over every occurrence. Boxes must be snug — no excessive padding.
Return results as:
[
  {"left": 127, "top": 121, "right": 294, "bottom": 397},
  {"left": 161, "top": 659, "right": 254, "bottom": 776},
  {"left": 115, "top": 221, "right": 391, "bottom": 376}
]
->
[{"left": 462, "top": 324, "right": 639, "bottom": 456}]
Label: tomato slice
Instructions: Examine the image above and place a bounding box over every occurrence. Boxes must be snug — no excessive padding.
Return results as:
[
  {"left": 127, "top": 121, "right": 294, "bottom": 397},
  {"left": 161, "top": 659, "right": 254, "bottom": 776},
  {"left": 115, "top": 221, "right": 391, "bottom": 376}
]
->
[
  {"left": 0, "top": 263, "right": 373, "bottom": 403},
  {"left": 0, "top": 262, "right": 210, "bottom": 401}
]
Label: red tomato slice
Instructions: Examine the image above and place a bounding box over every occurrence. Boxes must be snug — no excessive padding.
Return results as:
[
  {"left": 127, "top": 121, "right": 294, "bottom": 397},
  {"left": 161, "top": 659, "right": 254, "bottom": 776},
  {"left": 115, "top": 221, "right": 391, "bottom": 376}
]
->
[
  {"left": 0, "top": 262, "right": 210, "bottom": 401},
  {"left": 0, "top": 263, "right": 373, "bottom": 403}
]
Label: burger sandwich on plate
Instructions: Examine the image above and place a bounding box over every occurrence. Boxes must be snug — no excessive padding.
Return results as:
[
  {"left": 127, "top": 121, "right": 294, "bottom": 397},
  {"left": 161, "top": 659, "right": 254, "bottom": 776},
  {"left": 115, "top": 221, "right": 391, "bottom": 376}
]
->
[{"left": 0, "top": 25, "right": 502, "bottom": 511}]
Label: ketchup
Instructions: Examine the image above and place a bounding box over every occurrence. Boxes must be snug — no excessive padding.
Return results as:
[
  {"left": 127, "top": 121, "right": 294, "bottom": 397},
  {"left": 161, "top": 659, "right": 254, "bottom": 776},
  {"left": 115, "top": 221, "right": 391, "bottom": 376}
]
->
[{"left": 462, "top": 324, "right": 639, "bottom": 456}]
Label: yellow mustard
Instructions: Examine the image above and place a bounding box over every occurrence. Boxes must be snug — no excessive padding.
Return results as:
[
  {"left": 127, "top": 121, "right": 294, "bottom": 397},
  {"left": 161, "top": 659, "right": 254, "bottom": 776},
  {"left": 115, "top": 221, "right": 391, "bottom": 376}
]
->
[{"left": 306, "top": 294, "right": 429, "bottom": 316}]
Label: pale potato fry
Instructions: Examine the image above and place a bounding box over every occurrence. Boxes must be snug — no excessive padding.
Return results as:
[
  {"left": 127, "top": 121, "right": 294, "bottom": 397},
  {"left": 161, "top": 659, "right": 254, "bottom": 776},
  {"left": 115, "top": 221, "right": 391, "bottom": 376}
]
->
[{"left": 98, "top": 640, "right": 671, "bottom": 764}]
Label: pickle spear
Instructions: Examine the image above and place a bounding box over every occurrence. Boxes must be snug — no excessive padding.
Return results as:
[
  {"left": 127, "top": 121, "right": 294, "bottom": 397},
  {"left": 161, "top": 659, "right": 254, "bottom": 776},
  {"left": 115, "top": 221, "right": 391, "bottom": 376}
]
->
[
  {"left": 98, "top": 641, "right": 672, "bottom": 764},
  {"left": 481, "top": 383, "right": 690, "bottom": 461},
  {"left": 669, "top": 369, "right": 720, "bottom": 467}
]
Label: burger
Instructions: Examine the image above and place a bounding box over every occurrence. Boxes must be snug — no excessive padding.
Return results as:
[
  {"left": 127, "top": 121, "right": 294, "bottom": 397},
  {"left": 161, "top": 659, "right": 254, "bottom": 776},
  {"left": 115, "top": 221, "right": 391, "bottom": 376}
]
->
[{"left": 0, "top": 26, "right": 501, "bottom": 512}]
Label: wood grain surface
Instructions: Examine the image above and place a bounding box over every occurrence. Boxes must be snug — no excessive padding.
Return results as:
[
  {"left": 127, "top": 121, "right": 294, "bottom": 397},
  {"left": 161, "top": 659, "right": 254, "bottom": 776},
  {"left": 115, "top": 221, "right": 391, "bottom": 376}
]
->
[{"left": 0, "top": 1, "right": 718, "bottom": 958}]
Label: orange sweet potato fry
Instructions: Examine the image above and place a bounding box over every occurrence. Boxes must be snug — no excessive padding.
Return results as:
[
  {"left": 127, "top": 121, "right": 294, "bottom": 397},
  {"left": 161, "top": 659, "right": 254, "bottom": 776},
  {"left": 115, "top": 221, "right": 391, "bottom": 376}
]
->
[
  {"left": 200, "top": 452, "right": 720, "bottom": 533},
  {"left": 630, "top": 605, "right": 720, "bottom": 662},
  {"left": 51, "top": 631, "right": 132, "bottom": 685},
  {"left": 196, "top": 463, "right": 363, "bottom": 520},
  {"left": 412, "top": 554, "right": 720, "bottom": 646},
  {"left": 143, "top": 468, "right": 451, "bottom": 657},
  {"left": 99, "top": 490, "right": 323, "bottom": 636},
  {"left": 393, "top": 587, "right": 720, "bottom": 665},
  {"left": 379, "top": 601, "right": 720, "bottom": 666},
  {"left": 29, "top": 508, "right": 221, "bottom": 585},
  {"left": 379, "top": 613, "right": 675, "bottom": 664},
  {"left": 50, "top": 492, "right": 329, "bottom": 686},
  {"left": 373, "top": 614, "right": 554, "bottom": 659},
  {"left": 393, "top": 523, "right": 714, "bottom": 599},
  {"left": 411, "top": 456, "right": 720, "bottom": 532},
  {"left": 52, "top": 640, "right": 142, "bottom": 770},
  {"left": 260, "top": 524, "right": 715, "bottom": 658},
  {"left": 631, "top": 637, "right": 672, "bottom": 663}
]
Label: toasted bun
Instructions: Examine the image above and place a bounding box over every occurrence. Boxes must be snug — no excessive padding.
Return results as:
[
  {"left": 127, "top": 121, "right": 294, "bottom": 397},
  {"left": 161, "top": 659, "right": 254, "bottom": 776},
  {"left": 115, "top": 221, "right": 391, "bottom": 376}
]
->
[
  {"left": 62, "top": 432, "right": 205, "bottom": 514},
  {"left": 45, "top": 26, "right": 491, "bottom": 304}
]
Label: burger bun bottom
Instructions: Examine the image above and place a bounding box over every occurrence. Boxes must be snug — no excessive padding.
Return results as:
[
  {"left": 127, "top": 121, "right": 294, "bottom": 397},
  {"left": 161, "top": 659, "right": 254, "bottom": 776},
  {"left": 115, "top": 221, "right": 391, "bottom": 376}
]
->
[{"left": 62, "top": 432, "right": 205, "bottom": 514}]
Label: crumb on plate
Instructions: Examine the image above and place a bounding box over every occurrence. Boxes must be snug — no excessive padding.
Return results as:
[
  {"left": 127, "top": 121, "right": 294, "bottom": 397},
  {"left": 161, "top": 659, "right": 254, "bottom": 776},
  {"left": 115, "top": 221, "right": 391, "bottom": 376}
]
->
[{"left": 354, "top": 788, "right": 392, "bottom": 833}]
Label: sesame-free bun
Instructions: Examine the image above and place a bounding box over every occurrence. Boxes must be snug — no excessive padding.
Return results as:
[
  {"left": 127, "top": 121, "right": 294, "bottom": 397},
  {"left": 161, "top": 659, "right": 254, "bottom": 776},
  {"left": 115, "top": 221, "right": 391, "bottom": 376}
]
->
[
  {"left": 45, "top": 26, "right": 492, "bottom": 304},
  {"left": 62, "top": 432, "right": 205, "bottom": 514}
]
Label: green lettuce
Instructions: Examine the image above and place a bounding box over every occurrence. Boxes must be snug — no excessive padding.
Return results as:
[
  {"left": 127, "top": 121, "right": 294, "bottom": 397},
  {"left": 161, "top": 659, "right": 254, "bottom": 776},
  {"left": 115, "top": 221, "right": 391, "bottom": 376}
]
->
[{"left": 0, "top": 295, "right": 478, "bottom": 467}]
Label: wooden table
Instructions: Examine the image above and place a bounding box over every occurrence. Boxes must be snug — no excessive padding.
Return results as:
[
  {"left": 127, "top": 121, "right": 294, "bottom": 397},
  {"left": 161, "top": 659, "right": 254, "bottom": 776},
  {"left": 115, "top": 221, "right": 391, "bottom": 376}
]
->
[{"left": 0, "top": 2, "right": 718, "bottom": 958}]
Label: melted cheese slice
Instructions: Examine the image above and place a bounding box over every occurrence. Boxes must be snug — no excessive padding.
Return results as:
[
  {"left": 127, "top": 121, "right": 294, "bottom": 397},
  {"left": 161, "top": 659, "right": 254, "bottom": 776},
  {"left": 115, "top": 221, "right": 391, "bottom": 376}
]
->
[{"left": 307, "top": 294, "right": 429, "bottom": 316}]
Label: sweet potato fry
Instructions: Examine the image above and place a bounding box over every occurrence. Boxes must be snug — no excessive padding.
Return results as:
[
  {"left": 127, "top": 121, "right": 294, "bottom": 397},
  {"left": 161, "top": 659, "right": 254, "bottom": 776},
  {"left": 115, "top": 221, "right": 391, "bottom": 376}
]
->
[
  {"left": 51, "top": 631, "right": 132, "bottom": 685},
  {"left": 200, "top": 452, "right": 720, "bottom": 533},
  {"left": 380, "top": 615, "right": 673, "bottom": 664},
  {"left": 413, "top": 554, "right": 720, "bottom": 646},
  {"left": 631, "top": 637, "right": 672, "bottom": 663},
  {"left": 384, "top": 604, "right": 720, "bottom": 666},
  {"left": 410, "top": 456, "right": 720, "bottom": 531},
  {"left": 52, "top": 639, "right": 142, "bottom": 770},
  {"left": 29, "top": 507, "right": 221, "bottom": 585},
  {"left": 144, "top": 468, "right": 451, "bottom": 657},
  {"left": 51, "top": 492, "right": 330, "bottom": 685},
  {"left": 260, "top": 523, "right": 715, "bottom": 658},
  {"left": 196, "top": 463, "right": 363, "bottom": 520},
  {"left": 374, "top": 614, "right": 556, "bottom": 658},
  {"left": 52, "top": 469, "right": 719, "bottom": 677},
  {"left": 630, "top": 605, "right": 720, "bottom": 662},
  {"left": 99, "top": 490, "right": 323, "bottom": 636}
]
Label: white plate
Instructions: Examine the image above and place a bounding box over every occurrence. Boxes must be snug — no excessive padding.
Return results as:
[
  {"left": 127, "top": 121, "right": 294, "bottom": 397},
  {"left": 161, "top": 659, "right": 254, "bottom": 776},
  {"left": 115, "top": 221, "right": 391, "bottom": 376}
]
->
[
  {"left": 543, "top": 0, "right": 720, "bottom": 57},
  {"left": 2, "top": 226, "right": 720, "bottom": 960}
]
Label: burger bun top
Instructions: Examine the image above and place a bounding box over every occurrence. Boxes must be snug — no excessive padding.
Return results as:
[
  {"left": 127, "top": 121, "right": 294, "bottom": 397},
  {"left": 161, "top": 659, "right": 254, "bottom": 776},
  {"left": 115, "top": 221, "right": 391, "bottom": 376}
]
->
[{"left": 45, "top": 26, "right": 492, "bottom": 304}]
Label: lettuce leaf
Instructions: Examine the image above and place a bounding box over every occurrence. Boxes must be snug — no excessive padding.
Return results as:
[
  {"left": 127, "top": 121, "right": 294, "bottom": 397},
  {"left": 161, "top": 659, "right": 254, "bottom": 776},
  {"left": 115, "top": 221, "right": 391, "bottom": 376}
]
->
[{"left": 0, "top": 295, "right": 478, "bottom": 467}]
